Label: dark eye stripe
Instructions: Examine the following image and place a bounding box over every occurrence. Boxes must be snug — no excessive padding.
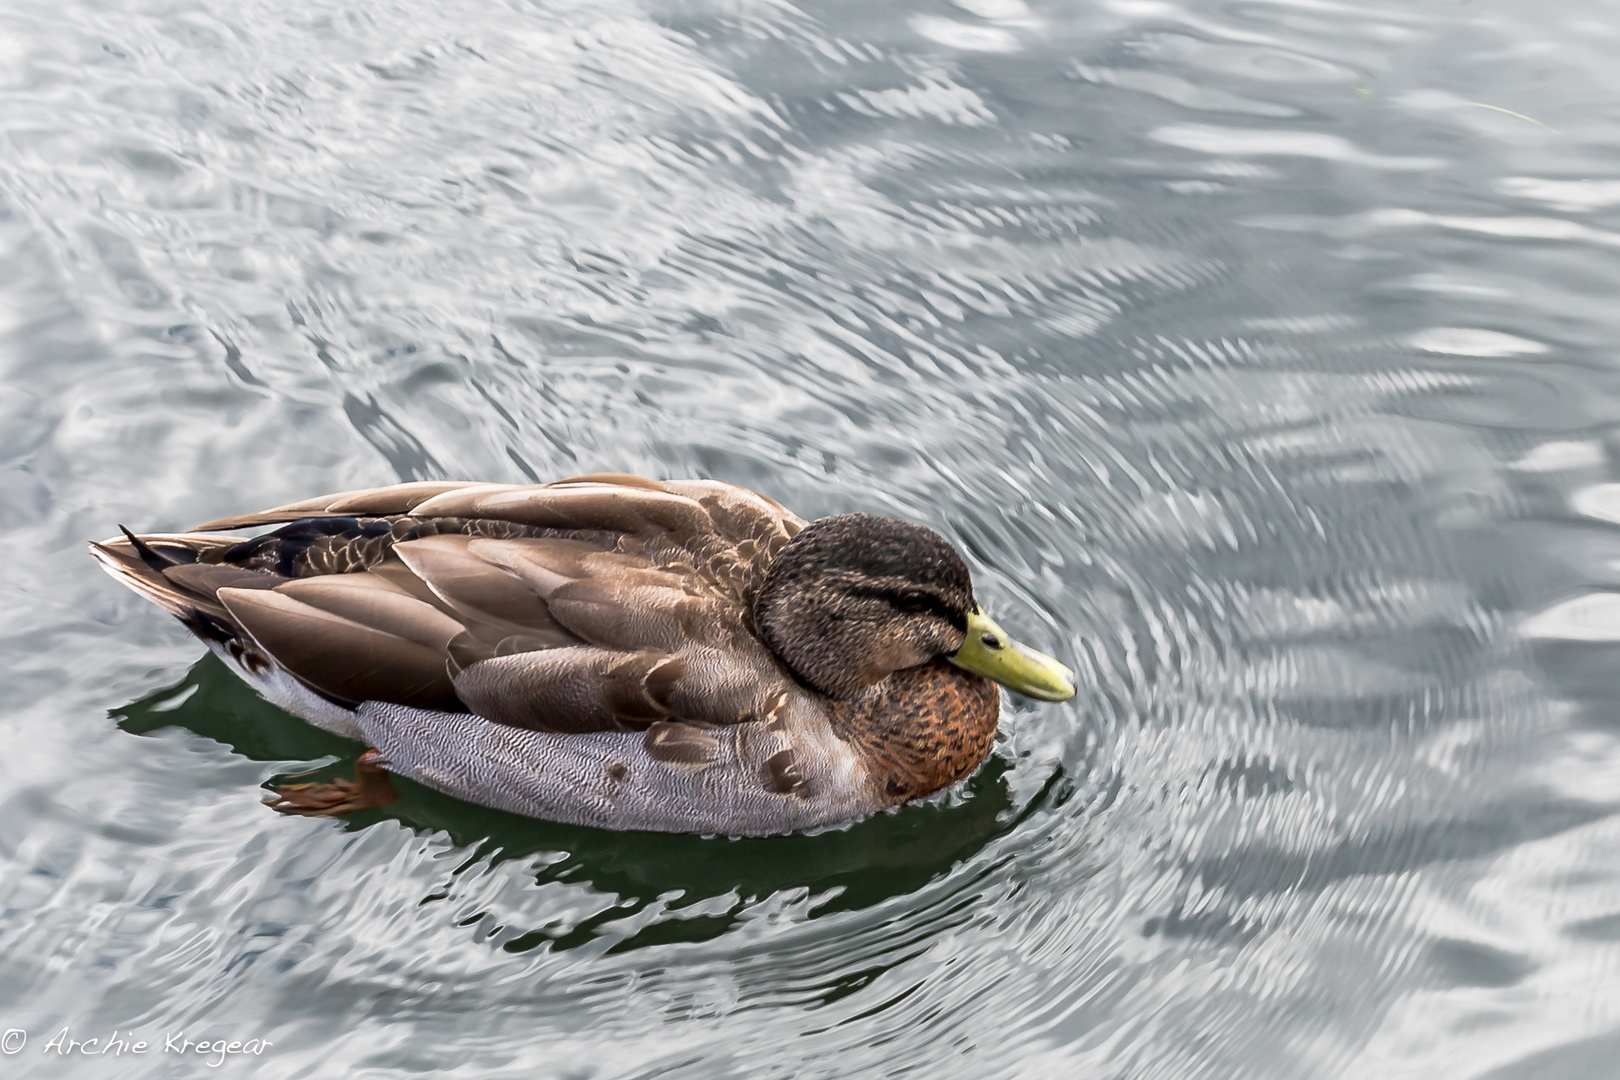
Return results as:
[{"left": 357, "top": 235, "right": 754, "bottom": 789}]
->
[{"left": 844, "top": 584, "right": 967, "bottom": 630}]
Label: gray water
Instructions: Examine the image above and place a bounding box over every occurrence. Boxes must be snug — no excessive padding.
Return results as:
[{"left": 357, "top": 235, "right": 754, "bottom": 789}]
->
[{"left": 2, "top": 0, "right": 1619, "bottom": 1076}]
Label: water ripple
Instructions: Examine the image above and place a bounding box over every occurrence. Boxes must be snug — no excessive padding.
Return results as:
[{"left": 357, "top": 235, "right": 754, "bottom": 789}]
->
[{"left": 2, "top": 0, "right": 1619, "bottom": 1076}]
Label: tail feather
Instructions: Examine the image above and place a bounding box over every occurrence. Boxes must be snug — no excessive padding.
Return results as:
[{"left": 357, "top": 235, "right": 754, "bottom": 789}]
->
[{"left": 90, "top": 532, "right": 264, "bottom": 632}]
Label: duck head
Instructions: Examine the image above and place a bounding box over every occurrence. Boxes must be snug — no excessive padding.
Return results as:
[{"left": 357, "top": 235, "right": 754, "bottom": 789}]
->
[{"left": 753, "top": 513, "right": 1076, "bottom": 702}]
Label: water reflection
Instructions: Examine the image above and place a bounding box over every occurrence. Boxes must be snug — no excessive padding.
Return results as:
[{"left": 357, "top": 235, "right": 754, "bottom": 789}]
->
[
  {"left": 0, "top": 0, "right": 1617, "bottom": 1074},
  {"left": 113, "top": 654, "right": 1063, "bottom": 952}
]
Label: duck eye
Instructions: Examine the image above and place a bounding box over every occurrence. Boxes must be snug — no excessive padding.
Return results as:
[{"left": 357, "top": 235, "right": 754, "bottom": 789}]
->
[
  {"left": 981, "top": 632, "right": 1003, "bottom": 649},
  {"left": 893, "top": 592, "right": 935, "bottom": 614}
]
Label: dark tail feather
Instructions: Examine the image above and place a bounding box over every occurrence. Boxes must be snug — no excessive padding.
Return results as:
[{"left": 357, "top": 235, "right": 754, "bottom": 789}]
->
[
  {"left": 119, "top": 525, "right": 202, "bottom": 571},
  {"left": 91, "top": 530, "right": 257, "bottom": 633}
]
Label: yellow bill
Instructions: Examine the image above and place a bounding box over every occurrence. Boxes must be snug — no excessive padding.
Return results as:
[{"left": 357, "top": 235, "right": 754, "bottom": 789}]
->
[{"left": 949, "top": 607, "right": 1076, "bottom": 702}]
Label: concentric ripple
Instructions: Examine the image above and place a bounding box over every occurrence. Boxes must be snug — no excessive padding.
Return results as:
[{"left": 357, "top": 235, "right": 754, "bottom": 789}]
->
[{"left": 3, "top": 0, "right": 1620, "bottom": 1077}]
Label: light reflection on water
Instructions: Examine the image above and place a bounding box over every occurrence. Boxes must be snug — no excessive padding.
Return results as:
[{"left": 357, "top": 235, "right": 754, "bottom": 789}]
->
[{"left": 3, "top": 0, "right": 1620, "bottom": 1076}]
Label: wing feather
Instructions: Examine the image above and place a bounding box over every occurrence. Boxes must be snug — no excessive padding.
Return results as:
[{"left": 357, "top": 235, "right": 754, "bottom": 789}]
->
[
  {"left": 160, "top": 562, "right": 286, "bottom": 621},
  {"left": 410, "top": 484, "right": 711, "bottom": 536},
  {"left": 162, "top": 563, "right": 284, "bottom": 597},
  {"left": 465, "top": 536, "right": 637, "bottom": 596},
  {"left": 544, "top": 577, "right": 720, "bottom": 653},
  {"left": 393, "top": 535, "right": 561, "bottom": 629},
  {"left": 189, "top": 481, "right": 484, "bottom": 532},
  {"left": 660, "top": 479, "right": 806, "bottom": 542},
  {"left": 217, "top": 587, "right": 460, "bottom": 709},
  {"left": 110, "top": 475, "right": 807, "bottom": 735},
  {"left": 452, "top": 647, "right": 681, "bottom": 732},
  {"left": 544, "top": 472, "right": 671, "bottom": 492},
  {"left": 273, "top": 577, "right": 465, "bottom": 652}
]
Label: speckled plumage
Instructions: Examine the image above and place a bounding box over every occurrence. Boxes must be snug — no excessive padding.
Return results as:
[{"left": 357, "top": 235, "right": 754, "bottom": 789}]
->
[
  {"left": 91, "top": 474, "right": 1005, "bottom": 835},
  {"left": 829, "top": 660, "right": 1000, "bottom": 803}
]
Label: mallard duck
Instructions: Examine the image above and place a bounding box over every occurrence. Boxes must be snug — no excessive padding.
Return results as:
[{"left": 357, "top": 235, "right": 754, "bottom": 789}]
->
[{"left": 92, "top": 475, "right": 1074, "bottom": 835}]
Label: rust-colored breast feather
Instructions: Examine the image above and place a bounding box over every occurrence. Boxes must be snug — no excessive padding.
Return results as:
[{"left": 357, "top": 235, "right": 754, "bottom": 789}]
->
[{"left": 830, "top": 660, "right": 1000, "bottom": 804}]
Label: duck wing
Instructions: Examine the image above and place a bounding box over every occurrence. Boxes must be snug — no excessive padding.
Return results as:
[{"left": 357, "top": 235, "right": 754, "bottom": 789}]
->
[{"left": 94, "top": 476, "right": 809, "bottom": 738}]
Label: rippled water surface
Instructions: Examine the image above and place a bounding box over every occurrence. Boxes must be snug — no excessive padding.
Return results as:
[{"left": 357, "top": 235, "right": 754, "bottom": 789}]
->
[{"left": 5, "top": 0, "right": 1620, "bottom": 1076}]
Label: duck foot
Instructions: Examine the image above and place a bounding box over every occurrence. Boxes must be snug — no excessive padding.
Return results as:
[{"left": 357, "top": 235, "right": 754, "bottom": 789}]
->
[{"left": 268, "top": 748, "right": 399, "bottom": 816}]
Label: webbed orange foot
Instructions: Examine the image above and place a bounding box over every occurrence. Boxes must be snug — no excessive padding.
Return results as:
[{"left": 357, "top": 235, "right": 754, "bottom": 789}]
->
[{"left": 269, "top": 748, "right": 399, "bottom": 816}]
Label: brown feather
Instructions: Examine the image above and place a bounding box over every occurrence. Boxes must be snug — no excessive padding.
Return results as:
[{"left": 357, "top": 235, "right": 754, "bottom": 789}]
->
[
  {"left": 91, "top": 535, "right": 257, "bottom": 620},
  {"left": 761, "top": 748, "right": 811, "bottom": 797},
  {"left": 546, "top": 472, "right": 671, "bottom": 492},
  {"left": 661, "top": 479, "right": 805, "bottom": 543},
  {"left": 273, "top": 578, "right": 465, "bottom": 653},
  {"left": 217, "top": 588, "right": 460, "bottom": 709},
  {"left": 412, "top": 484, "right": 711, "bottom": 536},
  {"left": 392, "top": 535, "right": 561, "bottom": 629},
  {"left": 642, "top": 720, "right": 721, "bottom": 769},
  {"left": 188, "top": 481, "right": 483, "bottom": 531},
  {"left": 543, "top": 577, "right": 710, "bottom": 653},
  {"left": 162, "top": 563, "right": 284, "bottom": 597},
  {"left": 270, "top": 569, "right": 411, "bottom": 597},
  {"left": 323, "top": 481, "right": 484, "bottom": 515},
  {"left": 828, "top": 660, "right": 999, "bottom": 802},
  {"left": 366, "top": 557, "right": 461, "bottom": 612},
  {"left": 452, "top": 647, "right": 680, "bottom": 732},
  {"left": 159, "top": 562, "right": 286, "bottom": 622},
  {"left": 467, "top": 536, "right": 638, "bottom": 596},
  {"left": 90, "top": 541, "right": 193, "bottom": 618},
  {"left": 445, "top": 630, "right": 497, "bottom": 675}
]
